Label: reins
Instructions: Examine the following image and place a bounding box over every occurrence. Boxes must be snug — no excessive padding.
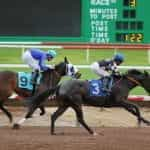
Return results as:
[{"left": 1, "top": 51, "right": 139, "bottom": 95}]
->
[
  {"left": 111, "top": 75, "right": 141, "bottom": 89},
  {"left": 127, "top": 76, "right": 141, "bottom": 86}
]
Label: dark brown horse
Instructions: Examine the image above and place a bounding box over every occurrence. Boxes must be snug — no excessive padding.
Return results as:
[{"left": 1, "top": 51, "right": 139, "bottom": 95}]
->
[
  {"left": 0, "top": 57, "right": 81, "bottom": 123},
  {"left": 14, "top": 69, "right": 150, "bottom": 135}
]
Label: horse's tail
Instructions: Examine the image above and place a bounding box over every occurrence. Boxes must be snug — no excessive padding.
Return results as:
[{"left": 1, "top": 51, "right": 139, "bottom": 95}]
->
[{"left": 28, "top": 86, "right": 58, "bottom": 107}]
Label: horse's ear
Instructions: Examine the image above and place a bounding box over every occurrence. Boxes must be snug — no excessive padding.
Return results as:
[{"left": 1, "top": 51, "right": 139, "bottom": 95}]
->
[
  {"left": 64, "top": 56, "right": 69, "bottom": 64},
  {"left": 144, "top": 70, "right": 149, "bottom": 77}
]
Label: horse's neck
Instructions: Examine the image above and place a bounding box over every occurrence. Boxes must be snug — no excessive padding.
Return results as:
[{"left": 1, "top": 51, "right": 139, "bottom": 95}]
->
[
  {"left": 115, "top": 77, "right": 138, "bottom": 94},
  {"left": 41, "top": 71, "right": 61, "bottom": 88},
  {"left": 51, "top": 71, "right": 61, "bottom": 87}
]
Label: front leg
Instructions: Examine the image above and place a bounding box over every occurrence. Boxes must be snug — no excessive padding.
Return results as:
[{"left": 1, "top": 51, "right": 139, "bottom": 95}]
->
[
  {"left": 51, "top": 105, "right": 68, "bottom": 135},
  {"left": 119, "top": 100, "right": 150, "bottom": 126}
]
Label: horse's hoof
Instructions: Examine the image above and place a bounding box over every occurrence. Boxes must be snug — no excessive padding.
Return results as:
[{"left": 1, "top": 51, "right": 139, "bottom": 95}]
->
[
  {"left": 93, "top": 132, "right": 98, "bottom": 136},
  {"left": 12, "top": 123, "right": 20, "bottom": 130},
  {"left": 92, "top": 132, "right": 104, "bottom": 136},
  {"left": 40, "top": 112, "right": 45, "bottom": 116},
  {"left": 51, "top": 131, "right": 57, "bottom": 135}
]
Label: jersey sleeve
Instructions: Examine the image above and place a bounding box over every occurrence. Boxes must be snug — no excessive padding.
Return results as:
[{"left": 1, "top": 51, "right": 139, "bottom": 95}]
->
[
  {"left": 110, "top": 63, "right": 118, "bottom": 72},
  {"left": 38, "top": 55, "right": 49, "bottom": 71}
]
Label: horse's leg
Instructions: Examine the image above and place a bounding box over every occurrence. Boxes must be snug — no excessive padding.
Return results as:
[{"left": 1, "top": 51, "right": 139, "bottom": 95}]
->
[
  {"left": 39, "top": 105, "right": 46, "bottom": 116},
  {"left": 68, "top": 95, "right": 95, "bottom": 135},
  {"left": 0, "top": 102, "right": 12, "bottom": 123},
  {"left": 119, "top": 100, "right": 150, "bottom": 126},
  {"left": 72, "top": 104, "right": 96, "bottom": 135},
  {"left": 51, "top": 105, "right": 68, "bottom": 135},
  {"left": 13, "top": 100, "right": 39, "bottom": 129}
]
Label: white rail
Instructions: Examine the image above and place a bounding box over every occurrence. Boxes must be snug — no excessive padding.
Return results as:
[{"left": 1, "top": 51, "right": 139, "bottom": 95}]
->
[
  {"left": 0, "top": 44, "right": 63, "bottom": 49},
  {"left": 0, "top": 64, "right": 150, "bottom": 70}
]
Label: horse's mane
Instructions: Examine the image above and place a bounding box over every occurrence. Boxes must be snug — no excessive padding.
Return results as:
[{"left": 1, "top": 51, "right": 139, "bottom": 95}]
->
[
  {"left": 54, "top": 62, "right": 67, "bottom": 73},
  {"left": 42, "top": 68, "right": 54, "bottom": 76},
  {"left": 126, "top": 69, "right": 143, "bottom": 76},
  {"left": 55, "top": 62, "right": 65, "bottom": 69}
]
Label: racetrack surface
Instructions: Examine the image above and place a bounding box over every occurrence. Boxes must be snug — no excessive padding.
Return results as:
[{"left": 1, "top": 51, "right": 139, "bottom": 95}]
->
[
  {"left": 0, "top": 107, "right": 150, "bottom": 150},
  {"left": 0, "top": 127, "right": 150, "bottom": 150}
]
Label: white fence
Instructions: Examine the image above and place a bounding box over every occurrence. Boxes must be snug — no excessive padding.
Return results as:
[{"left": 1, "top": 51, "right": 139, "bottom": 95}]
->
[
  {"left": 0, "top": 44, "right": 150, "bottom": 64},
  {"left": 0, "top": 44, "right": 149, "bottom": 70},
  {"left": 0, "top": 64, "right": 150, "bottom": 70}
]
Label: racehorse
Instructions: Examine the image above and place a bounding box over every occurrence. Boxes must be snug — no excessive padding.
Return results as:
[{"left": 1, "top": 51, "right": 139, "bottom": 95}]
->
[
  {"left": 14, "top": 69, "right": 150, "bottom": 135},
  {"left": 0, "top": 57, "right": 81, "bottom": 123}
]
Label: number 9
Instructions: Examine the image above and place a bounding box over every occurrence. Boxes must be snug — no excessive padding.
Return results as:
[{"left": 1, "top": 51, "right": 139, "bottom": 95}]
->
[{"left": 20, "top": 76, "right": 28, "bottom": 86}]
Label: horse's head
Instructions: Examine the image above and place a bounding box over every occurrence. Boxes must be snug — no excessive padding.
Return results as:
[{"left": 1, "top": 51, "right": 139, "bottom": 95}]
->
[
  {"left": 54, "top": 56, "right": 81, "bottom": 79},
  {"left": 126, "top": 69, "right": 150, "bottom": 94}
]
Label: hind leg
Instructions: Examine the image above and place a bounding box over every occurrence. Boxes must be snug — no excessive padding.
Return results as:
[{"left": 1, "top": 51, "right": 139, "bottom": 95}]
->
[
  {"left": 0, "top": 101, "right": 12, "bottom": 123},
  {"left": 39, "top": 105, "right": 46, "bottom": 116},
  {"left": 51, "top": 105, "right": 68, "bottom": 135},
  {"left": 69, "top": 95, "right": 95, "bottom": 135},
  {"left": 72, "top": 105, "right": 95, "bottom": 135},
  {"left": 13, "top": 100, "right": 39, "bottom": 129}
]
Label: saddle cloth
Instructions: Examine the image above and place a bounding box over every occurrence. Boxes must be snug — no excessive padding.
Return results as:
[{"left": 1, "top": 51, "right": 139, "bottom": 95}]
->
[
  {"left": 89, "top": 79, "right": 109, "bottom": 96},
  {"left": 18, "top": 72, "right": 41, "bottom": 90}
]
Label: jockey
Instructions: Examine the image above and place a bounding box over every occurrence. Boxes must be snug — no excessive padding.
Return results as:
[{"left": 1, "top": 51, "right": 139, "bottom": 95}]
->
[
  {"left": 90, "top": 53, "right": 124, "bottom": 92},
  {"left": 22, "top": 48, "right": 57, "bottom": 94}
]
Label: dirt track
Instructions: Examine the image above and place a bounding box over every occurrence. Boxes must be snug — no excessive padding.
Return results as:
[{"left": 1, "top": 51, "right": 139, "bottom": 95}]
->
[
  {"left": 0, "top": 127, "right": 150, "bottom": 150},
  {"left": 0, "top": 107, "right": 150, "bottom": 150}
]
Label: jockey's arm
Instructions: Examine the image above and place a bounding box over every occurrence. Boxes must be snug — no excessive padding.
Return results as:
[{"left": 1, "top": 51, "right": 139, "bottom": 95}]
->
[
  {"left": 111, "top": 63, "right": 118, "bottom": 72},
  {"left": 39, "top": 55, "right": 49, "bottom": 71},
  {"left": 111, "top": 63, "right": 122, "bottom": 76}
]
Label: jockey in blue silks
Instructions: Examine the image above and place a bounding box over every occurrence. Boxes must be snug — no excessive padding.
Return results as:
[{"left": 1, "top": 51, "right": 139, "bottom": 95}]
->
[
  {"left": 90, "top": 53, "right": 125, "bottom": 92},
  {"left": 22, "top": 48, "right": 57, "bottom": 94}
]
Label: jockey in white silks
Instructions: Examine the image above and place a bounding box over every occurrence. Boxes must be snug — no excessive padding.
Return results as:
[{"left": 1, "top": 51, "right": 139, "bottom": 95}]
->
[{"left": 90, "top": 53, "right": 125, "bottom": 91}]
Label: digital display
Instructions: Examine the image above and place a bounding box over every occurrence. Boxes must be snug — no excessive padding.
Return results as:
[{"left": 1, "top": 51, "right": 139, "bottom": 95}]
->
[
  {"left": 116, "top": 0, "right": 143, "bottom": 43},
  {"left": 116, "top": 33, "right": 143, "bottom": 42},
  {"left": 88, "top": 0, "right": 149, "bottom": 44},
  {"left": 124, "top": 0, "right": 136, "bottom": 7}
]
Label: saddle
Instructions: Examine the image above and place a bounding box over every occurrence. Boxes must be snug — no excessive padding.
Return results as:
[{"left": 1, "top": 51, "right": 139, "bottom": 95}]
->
[
  {"left": 101, "top": 76, "right": 114, "bottom": 92},
  {"left": 89, "top": 76, "right": 114, "bottom": 97}
]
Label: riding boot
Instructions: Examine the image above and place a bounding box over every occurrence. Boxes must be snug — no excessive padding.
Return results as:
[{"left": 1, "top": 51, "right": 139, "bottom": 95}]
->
[
  {"left": 102, "top": 76, "right": 111, "bottom": 92},
  {"left": 31, "top": 70, "right": 39, "bottom": 95},
  {"left": 108, "top": 77, "right": 113, "bottom": 91}
]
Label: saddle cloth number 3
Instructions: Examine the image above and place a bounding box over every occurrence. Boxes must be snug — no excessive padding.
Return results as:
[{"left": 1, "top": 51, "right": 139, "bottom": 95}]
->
[
  {"left": 92, "top": 82, "right": 100, "bottom": 95},
  {"left": 89, "top": 79, "right": 107, "bottom": 96}
]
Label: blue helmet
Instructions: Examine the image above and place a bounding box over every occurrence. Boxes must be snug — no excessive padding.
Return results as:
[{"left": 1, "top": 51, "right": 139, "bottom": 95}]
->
[
  {"left": 47, "top": 50, "right": 57, "bottom": 58},
  {"left": 113, "top": 53, "right": 124, "bottom": 62}
]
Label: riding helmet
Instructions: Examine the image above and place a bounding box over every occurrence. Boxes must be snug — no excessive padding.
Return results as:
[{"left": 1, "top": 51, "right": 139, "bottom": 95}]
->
[
  {"left": 47, "top": 50, "right": 57, "bottom": 58},
  {"left": 113, "top": 53, "right": 124, "bottom": 62}
]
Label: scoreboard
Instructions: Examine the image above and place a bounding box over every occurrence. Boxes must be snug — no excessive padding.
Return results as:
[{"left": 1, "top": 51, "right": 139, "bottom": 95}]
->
[
  {"left": 0, "top": 0, "right": 150, "bottom": 44},
  {"left": 87, "top": 0, "right": 149, "bottom": 44}
]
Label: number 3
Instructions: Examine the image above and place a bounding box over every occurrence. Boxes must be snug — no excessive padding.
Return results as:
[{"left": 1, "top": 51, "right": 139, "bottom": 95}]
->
[{"left": 92, "top": 83, "right": 100, "bottom": 95}]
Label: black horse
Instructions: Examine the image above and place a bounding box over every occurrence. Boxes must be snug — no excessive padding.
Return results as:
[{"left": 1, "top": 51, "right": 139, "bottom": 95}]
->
[
  {"left": 0, "top": 57, "right": 81, "bottom": 123},
  {"left": 13, "top": 69, "right": 150, "bottom": 135}
]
